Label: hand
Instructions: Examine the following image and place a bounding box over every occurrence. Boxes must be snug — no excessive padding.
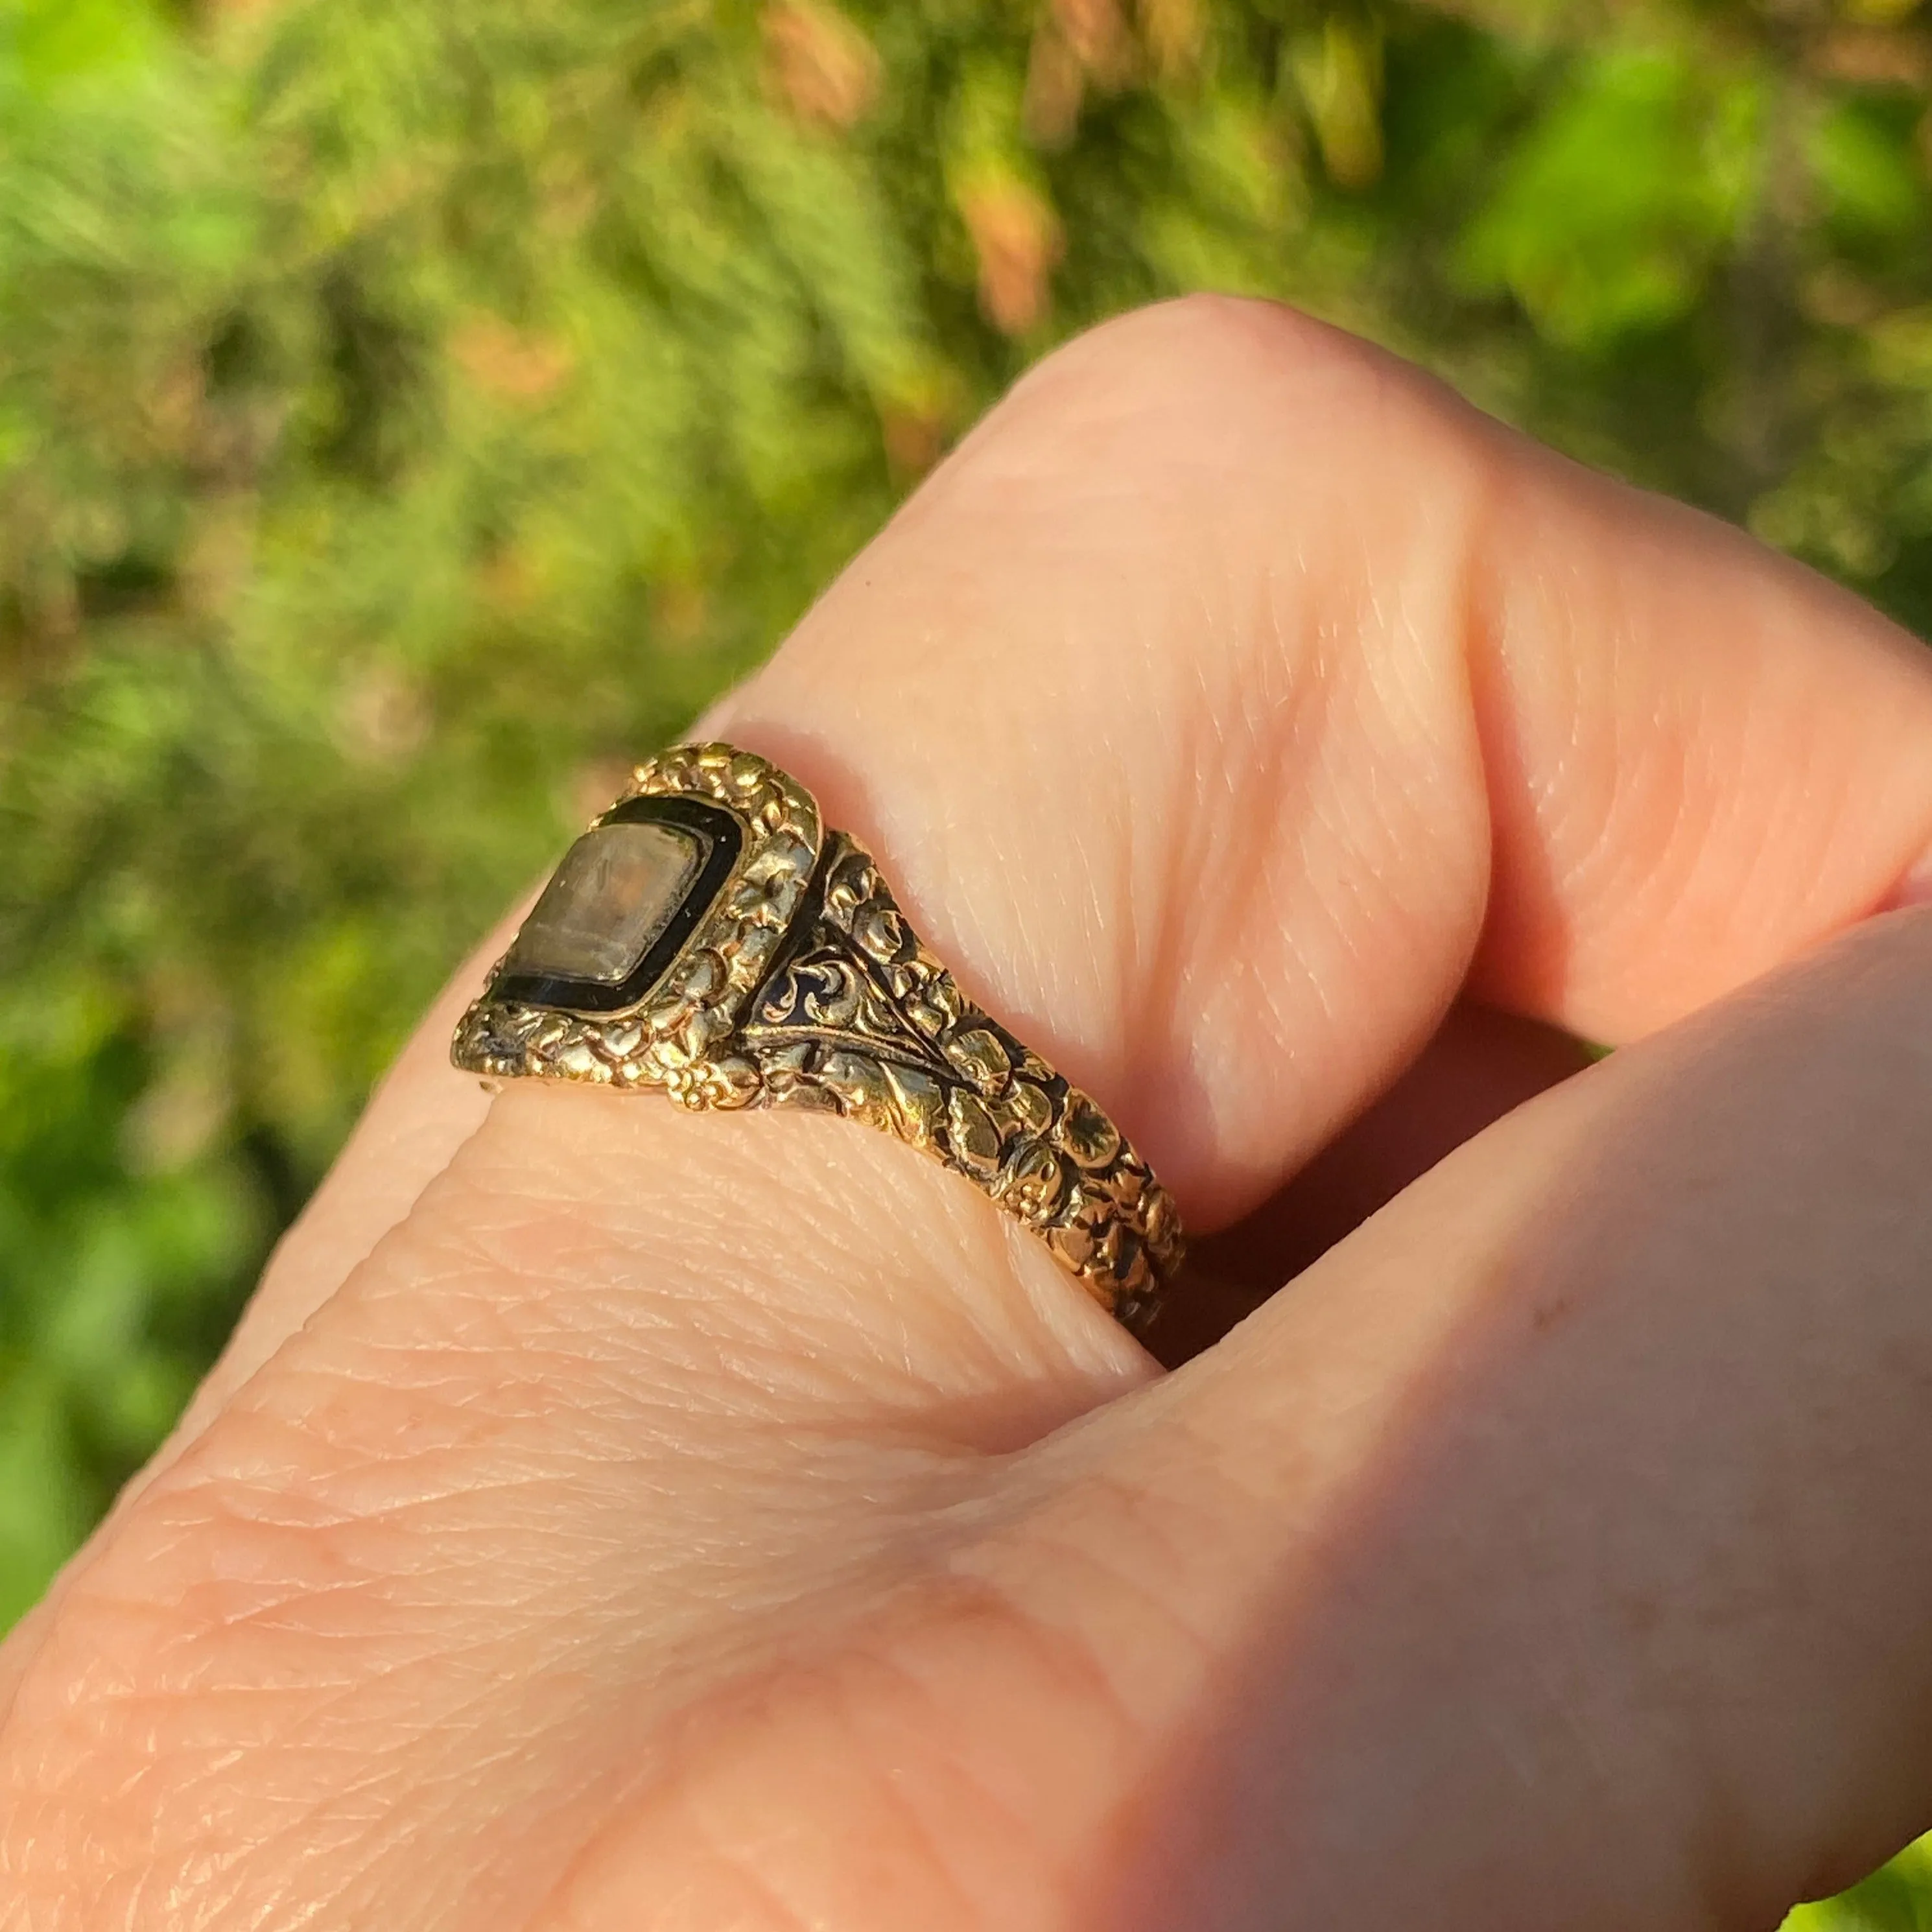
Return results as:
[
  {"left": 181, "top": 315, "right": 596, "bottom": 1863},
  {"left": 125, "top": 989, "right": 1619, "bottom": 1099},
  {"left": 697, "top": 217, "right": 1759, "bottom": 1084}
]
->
[{"left": 10, "top": 296, "right": 1932, "bottom": 1931}]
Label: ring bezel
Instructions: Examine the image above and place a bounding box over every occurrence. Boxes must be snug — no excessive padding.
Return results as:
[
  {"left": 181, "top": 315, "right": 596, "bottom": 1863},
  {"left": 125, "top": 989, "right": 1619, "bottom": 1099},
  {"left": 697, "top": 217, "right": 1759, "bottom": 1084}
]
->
[
  {"left": 477, "top": 743, "right": 824, "bottom": 1043},
  {"left": 489, "top": 794, "right": 746, "bottom": 1017}
]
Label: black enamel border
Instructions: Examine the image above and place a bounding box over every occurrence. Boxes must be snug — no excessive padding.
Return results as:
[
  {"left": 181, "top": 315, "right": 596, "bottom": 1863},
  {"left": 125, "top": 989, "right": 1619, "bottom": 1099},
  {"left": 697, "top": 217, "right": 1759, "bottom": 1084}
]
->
[{"left": 490, "top": 794, "right": 745, "bottom": 1016}]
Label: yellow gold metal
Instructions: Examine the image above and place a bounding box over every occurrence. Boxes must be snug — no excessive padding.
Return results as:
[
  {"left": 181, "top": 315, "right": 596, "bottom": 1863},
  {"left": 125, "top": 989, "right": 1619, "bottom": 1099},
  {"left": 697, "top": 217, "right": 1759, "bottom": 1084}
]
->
[{"left": 452, "top": 743, "right": 1183, "bottom": 1334}]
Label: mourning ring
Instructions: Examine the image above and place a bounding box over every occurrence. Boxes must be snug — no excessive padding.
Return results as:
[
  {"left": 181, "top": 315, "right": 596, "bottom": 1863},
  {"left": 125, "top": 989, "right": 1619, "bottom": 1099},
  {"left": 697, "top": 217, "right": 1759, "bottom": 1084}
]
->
[{"left": 450, "top": 743, "right": 1184, "bottom": 1334}]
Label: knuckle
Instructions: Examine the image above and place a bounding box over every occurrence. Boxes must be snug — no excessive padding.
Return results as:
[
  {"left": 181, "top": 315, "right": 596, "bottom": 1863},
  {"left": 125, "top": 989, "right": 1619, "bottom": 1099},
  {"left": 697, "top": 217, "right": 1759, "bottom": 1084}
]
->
[{"left": 981, "top": 293, "right": 1483, "bottom": 501}]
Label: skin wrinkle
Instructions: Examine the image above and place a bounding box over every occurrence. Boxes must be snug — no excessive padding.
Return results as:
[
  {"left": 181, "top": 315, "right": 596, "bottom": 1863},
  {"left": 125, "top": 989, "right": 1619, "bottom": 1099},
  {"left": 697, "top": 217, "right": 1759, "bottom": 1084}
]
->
[
  {"left": 848, "top": 1726, "right": 1054, "bottom": 1926},
  {"left": 305, "top": 1704, "right": 598, "bottom": 1923},
  {"left": 1313, "top": 750, "right": 1420, "bottom": 1017},
  {"left": 1156, "top": 701, "right": 1243, "bottom": 1089},
  {"left": 544, "top": 1568, "right": 1137, "bottom": 1932},
  {"left": 639, "top": 1801, "right": 825, "bottom": 1932},
  {"left": 1125, "top": 570, "right": 1221, "bottom": 1085},
  {"left": 1603, "top": 689, "right": 1701, "bottom": 967},
  {"left": 83, "top": 1398, "right": 927, "bottom": 1700},
  {"left": 98, "top": 1499, "right": 935, "bottom": 1932},
  {"left": 977, "top": 1496, "right": 1220, "bottom": 1722},
  {"left": 807, "top": 1664, "right": 1022, "bottom": 1932}
]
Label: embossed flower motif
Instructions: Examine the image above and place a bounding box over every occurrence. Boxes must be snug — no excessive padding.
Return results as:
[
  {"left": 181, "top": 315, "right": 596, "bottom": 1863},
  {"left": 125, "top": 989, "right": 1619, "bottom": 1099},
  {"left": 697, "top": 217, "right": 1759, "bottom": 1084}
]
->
[
  {"left": 946, "top": 1026, "right": 1011, "bottom": 1092},
  {"left": 757, "top": 1041, "right": 817, "bottom": 1101},
  {"left": 905, "top": 974, "right": 965, "bottom": 1039},
  {"left": 1059, "top": 1090, "right": 1122, "bottom": 1170},
  {"left": 599, "top": 1020, "right": 645, "bottom": 1061},
  {"left": 725, "top": 752, "right": 770, "bottom": 795},
  {"left": 554, "top": 1038, "right": 611, "bottom": 1083},
  {"left": 1049, "top": 1177, "right": 1122, "bottom": 1271},
  {"left": 794, "top": 956, "right": 862, "bottom": 1028},
  {"left": 1141, "top": 1184, "right": 1180, "bottom": 1255},
  {"left": 1000, "top": 1140, "right": 1067, "bottom": 1225},
  {"left": 662, "top": 1062, "right": 711, "bottom": 1108},
  {"left": 666, "top": 1054, "right": 762, "bottom": 1111}
]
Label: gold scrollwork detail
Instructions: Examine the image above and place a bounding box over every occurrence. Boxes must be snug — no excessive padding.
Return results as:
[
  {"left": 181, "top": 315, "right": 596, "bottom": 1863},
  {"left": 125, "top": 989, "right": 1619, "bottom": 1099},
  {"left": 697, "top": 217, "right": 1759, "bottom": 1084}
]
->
[{"left": 727, "top": 831, "right": 1181, "bottom": 1330}]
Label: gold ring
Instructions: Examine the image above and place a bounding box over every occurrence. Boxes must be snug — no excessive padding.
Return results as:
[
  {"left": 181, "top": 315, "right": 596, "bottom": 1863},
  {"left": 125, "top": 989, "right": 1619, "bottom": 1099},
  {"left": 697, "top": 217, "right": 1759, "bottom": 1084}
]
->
[{"left": 451, "top": 742, "right": 1184, "bottom": 1333}]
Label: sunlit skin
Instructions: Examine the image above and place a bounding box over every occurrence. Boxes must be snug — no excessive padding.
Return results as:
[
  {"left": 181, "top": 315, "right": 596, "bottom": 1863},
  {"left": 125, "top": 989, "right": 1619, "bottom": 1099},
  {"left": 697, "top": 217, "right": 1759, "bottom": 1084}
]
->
[{"left": 11, "top": 296, "right": 1932, "bottom": 1928}]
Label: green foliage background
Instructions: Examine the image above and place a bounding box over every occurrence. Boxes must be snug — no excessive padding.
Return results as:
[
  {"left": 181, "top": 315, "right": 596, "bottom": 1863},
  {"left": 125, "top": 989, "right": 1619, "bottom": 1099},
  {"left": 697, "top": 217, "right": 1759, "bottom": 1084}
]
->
[{"left": 5, "top": 0, "right": 1932, "bottom": 1915}]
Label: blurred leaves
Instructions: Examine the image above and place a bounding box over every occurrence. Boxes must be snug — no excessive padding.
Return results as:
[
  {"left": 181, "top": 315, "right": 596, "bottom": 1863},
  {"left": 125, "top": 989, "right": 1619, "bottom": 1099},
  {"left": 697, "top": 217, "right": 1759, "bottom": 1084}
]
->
[
  {"left": 1455, "top": 45, "right": 1765, "bottom": 348},
  {"left": 6, "top": 0, "right": 1932, "bottom": 1914},
  {"left": 1792, "top": 1841, "right": 1932, "bottom": 1929},
  {"left": 766, "top": 0, "right": 881, "bottom": 129},
  {"left": 1291, "top": 16, "right": 1385, "bottom": 189}
]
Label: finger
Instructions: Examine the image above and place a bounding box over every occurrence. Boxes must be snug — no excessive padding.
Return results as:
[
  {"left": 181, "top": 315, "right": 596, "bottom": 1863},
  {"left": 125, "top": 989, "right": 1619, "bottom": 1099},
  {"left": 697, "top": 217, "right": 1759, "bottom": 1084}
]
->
[
  {"left": 159, "top": 289, "right": 1932, "bottom": 1412},
  {"left": 194, "top": 290, "right": 1932, "bottom": 1387},
  {"left": 713, "top": 294, "right": 1932, "bottom": 1227},
  {"left": 1155, "top": 1000, "right": 1593, "bottom": 1365},
  {"left": 956, "top": 906, "right": 1932, "bottom": 1931}
]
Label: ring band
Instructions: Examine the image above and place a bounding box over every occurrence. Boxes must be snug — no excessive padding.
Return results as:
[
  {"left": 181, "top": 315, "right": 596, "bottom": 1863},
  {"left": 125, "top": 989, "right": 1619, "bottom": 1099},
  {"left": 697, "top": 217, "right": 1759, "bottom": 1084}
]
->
[{"left": 451, "top": 742, "right": 1183, "bottom": 1333}]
